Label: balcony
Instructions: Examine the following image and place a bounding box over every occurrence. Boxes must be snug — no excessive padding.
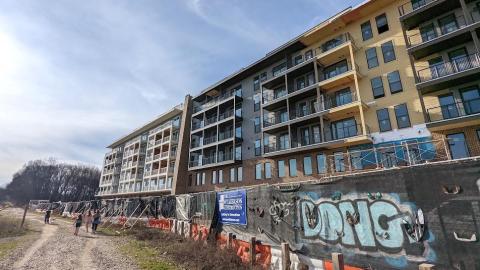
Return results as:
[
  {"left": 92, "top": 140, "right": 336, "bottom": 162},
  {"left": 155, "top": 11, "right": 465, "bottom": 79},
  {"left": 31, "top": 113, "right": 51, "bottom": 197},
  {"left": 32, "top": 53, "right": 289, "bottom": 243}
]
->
[
  {"left": 416, "top": 53, "right": 480, "bottom": 93},
  {"left": 160, "top": 151, "right": 169, "bottom": 159},
  {"left": 218, "top": 130, "right": 234, "bottom": 141},
  {"left": 406, "top": 14, "right": 479, "bottom": 59},
  {"left": 163, "top": 136, "right": 171, "bottom": 144},
  {"left": 398, "top": 0, "right": 461, "bottom": 30},
  {"left": 193, "top": 89, "right": 242, "bottom": 114},
  {"left": 189, "top": 151, "right": 236, "bottom": 170},
  {"left": 426, "top": 98, "right": 480, "bottom": 129},
  {"left": 203, "top": 136, "right": 217, "bottom": 146},
  {"left": 263, "top": 124, "right": 369, "bottom": 157},
  {"left": 218, "top": 110, "right": 234, "bottom": 121},
  {"left": 318, "top": 62, "right": 360, "bottom": 90}
]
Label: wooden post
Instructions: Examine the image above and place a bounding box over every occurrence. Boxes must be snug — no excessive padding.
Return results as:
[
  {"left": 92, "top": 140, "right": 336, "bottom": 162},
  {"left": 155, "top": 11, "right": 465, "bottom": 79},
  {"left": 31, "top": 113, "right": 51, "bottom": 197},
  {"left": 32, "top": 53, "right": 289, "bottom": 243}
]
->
[
  {"left": 281, "top": 242, "right": 290, "bottom": 270},
  {"left": 250, "top": 237, "right": 256, "bottom": 266},
  {"left": 227, "top": 232, "right": 233, "bottom": 248},
  {"left": 198, "top": 229, "right": 203, "bottom": 241},
  {"left": 188, "top": 223, "right": 193, "bottom": 238},
  {"left": 20, "top": 204, "right": 28, "bottom": 228},
  {"left": 419, "top": 263, "right": 435, "bottom": 270},
  {"left": 179, "top": 221, "right": 184, "bottom": 236},
  {"left": 332, "top": 253, "right": 344, "bottom": 270}
]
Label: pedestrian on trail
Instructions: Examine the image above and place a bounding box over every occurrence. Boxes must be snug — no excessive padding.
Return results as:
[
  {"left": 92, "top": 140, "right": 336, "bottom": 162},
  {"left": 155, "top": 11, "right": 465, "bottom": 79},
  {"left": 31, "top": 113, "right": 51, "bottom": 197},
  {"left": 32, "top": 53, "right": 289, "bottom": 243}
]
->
[
  {"left": 74, "top": 213, "right": 83, "bottom": 236},
  {"left": 44, "top": 209, "right": 52, "bottom": 224},
  {"left": 85, "top": 211, "right": 93, "bottom": 233},
  {"left": 92, "top": 210, "right": 101, "bottom": 234}
]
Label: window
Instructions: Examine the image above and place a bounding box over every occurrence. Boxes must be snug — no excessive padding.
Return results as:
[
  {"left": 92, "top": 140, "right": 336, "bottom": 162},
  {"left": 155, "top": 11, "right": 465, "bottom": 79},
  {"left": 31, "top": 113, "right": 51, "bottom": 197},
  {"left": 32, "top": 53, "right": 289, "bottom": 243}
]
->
[
  {"left": 395, "top": 104, "right": 411, "bottom": 129},
  {"left": 255, "top": 163, "right": 262, "bottom": 180},
  {"left": 438, "top": 14, "right": 458, "bottom": 35},
  {"left": 303, "top": 156, "right": 313, "bottom": 175},
  {"left": 387, "top": 71, "right": 403, "bottom": 93},
  {"left": 305, "top": 50, "right": 313, "bottom": 60},
  {"left": 377, "top": 108, "right": 392, "bottom": 132},
  {"left": 335, "top": 88, "right": 353, "bottom": 106},
  {"left": 361, "top": 21, "right": 373, "bottom": 41},
  {"left": 237, "top": 167, "right": 243, "bottom": 182},
  {"left": 460, "top": 86, "right": 480, "bottom": 115},
  {"left": 366, "top": 48, "right": 379, "bottom": 69},
  {"left": 272, "top": 62, "right": 287, "bottom": 77},
  {"left": 296, "top": 76, "right": 306, "bottom": 90},
  {"left": 331, "top": 118, "right": 357, "bottom": 139},
  {"left": 265, "top": 162, "right": 272, "bottom": 179},
  {"left": 254, "top": 117, "right": 261, "bottom": 133},
  {"left": 289, "top": 159, "right": 297, "bottom": 177},
  {"left": 371, "top": 77, "right": 385, "bottom": 99},
  {"left": 218, "top": 170, "right": 223, "bottom": 183},
  {"left": 334, "top": 152, "right": 345, "bottom": 172},
  {"left": 317, "top": 154, "right": 326, "bottom": 174},
  {"left": 255, "top": 140, "right": 261, "bottom": 156},
  {"left": 278, "top": 160, "right": 285, "bottom": 177},
  {"left": 253, "top": 76, "right": 260, "bottom": 92},
  {"left": 412, "top": 0, "right": 426, "bottom": 10},
  {"left": 196, "top": 173, "right": 201, "bottom": 186},
  {"left": 438, "top": 94, "right": 459, "bottom": 119},
  {"left": 294, "top": 55, "right": 303, "bottom": 65},
  {"left": 375, "top": 14, "right": 389, "bottom": 34},
  {"left": 323, "top": 60, "right": 348, "bottom": 79},
  {"left": 260, "top": 72, "right": 267, "bottom": 82},
  {"left": 322, "top": 36, "right": 344, "bottom": 52},
  {"left": 381, "top": 41, "right": 396, "bottom": 63},
  {"left": 420, "top": 23, "right": 437, "bottom": 43},
  {"left": 230, "top": 168, "right": 235, "bottom": 182},
  {"left": 201, "top": 172, "right": 206, "bottom": 185},
  {"left": 447, "top": 133, "right": 469, "bottom": 159},
  {"left": 212, "top": 171, "right": 217, "bottom": 184},
  {"left": 254, "top": 95, "right": 261, "bottom": 111},
  {"left": 235, "top": 145, "right": 242, "bottom": 160},
  {"left": 279, "top": 133, "right": 289, "bottom": 150}
]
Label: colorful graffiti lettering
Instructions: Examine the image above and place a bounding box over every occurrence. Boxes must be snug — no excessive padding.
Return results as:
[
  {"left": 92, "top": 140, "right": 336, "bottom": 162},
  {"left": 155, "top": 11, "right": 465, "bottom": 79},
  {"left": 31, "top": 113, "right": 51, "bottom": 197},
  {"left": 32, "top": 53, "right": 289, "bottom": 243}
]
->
[{"left": 300, "top": 193, "right": 434, "bottom": 260}]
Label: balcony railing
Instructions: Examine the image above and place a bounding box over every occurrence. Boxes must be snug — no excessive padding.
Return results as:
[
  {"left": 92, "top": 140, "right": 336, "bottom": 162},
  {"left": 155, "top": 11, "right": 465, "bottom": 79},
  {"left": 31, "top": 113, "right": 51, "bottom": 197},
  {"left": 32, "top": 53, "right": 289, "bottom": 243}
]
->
[
  {"left": 324, "top": 123, "right": 365, "bottom": 141},
  {"left": 163, "top": 136, "right": 171, "bottom": 143},
  {"left": 205, "top": 115, "right": 218, "bottom": 126},
  {"left": 291, "top": 134, "right": 322, "bottom": 148},
  {"left": 263, "top": 89, "right": 288, "bottom": 104},
  {"left": 202, "top": 156, "right": 217, "bottom": 165},
  {"left": 317, "top": 32, "right": 354, "bottom": 55},
  {"left": 264, "top": 114, "right": 288, "bottom": 127},
  {"left": 324, "top": 91, "right": 358, "bottom": 110},
  {"left": 159, "top": 168, "right": 167, "bottom": 174},
  {"left": 218, "top": 130, "right": 233, "bottom": 141},
  {"left": 192, "top": 121, "right": 203, "bottom": 131},
  {"left": 398, "top": 0, "right": 438, "bottom": 17},
  {"left": 218, "top": 110, "right": 234, "bottom": 120},
  {"left": 417, "top": 53, "right": 480, "bottom": 83},
  {"left": 218, "top": 152, "right": 234, "bottom": 162},
  {"left": 203, "top": 136, "right": 217, "bottom": 145},
  {"left": 193, "top": 89, "right": 242, "bottom": 113},
  {"left": 407, "top": 15, "right": 467, "bottom": 47},
  {"left": 160, "top": 151, "right": 169, "bottom": 158},
  {"left": 427, "top": 98, "right": 480, "bottom": 122}
]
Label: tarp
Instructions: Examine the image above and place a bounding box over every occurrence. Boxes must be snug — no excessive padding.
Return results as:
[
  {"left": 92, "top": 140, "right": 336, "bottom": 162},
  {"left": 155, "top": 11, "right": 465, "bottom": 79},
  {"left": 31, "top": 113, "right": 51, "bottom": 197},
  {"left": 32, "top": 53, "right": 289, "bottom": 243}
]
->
[{"left": 176, "top": 194, "right": 191, "bottom": 221}]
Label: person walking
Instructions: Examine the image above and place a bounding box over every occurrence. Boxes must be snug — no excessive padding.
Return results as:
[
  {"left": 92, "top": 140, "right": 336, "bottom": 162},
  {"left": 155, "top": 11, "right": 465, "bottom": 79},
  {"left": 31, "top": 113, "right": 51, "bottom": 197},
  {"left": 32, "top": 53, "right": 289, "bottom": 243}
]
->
[
  {"left": 85, "top": 211, "right": 93, "bottom": 233},
  {"left": 92, "top": 210, "right": 101, "bottom": 234},
  {"left": 44, "top": 209, "right": 51, "bottom": 224},
  {"left": 74, "top": 213, "right": 83, "bottom": 236}
]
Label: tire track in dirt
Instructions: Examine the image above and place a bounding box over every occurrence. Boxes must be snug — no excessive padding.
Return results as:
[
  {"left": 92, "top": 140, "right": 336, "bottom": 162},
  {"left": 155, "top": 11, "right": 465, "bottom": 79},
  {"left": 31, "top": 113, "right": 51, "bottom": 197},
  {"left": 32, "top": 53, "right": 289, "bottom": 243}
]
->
[{"left": 13, "top": 223, "right": 58, "bottom": 269}]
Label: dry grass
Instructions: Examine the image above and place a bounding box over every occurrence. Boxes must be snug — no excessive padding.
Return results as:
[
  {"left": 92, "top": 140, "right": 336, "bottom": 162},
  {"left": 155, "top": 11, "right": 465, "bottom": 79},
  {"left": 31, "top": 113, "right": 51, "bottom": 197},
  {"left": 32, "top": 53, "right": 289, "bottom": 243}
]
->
[{"left": 0, "top": 217, "right": 27, "bottom": 239}]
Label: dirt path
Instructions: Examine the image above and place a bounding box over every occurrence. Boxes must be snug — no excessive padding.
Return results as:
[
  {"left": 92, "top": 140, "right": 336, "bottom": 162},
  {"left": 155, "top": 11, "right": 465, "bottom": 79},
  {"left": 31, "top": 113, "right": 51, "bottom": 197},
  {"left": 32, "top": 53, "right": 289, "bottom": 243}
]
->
[{"left": 0, "top": 209, "right": 139, "bottom": 270}]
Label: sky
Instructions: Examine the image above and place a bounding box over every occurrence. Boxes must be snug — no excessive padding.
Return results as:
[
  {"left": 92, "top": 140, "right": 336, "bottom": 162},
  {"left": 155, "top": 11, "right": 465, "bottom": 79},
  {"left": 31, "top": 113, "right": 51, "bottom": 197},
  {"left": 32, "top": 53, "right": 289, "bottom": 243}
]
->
[{"left": 0, "top": 0, "right": 363, "bottom": 186}]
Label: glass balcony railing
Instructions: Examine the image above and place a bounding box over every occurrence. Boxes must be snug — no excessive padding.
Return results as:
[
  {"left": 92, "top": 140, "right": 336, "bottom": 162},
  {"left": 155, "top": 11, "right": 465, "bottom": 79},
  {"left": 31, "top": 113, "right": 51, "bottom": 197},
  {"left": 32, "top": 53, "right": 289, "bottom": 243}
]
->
[
  {"left": 203, "top": 136, "right": 217, "bottom": 145},
  {"left": 427, "top": 98, "right": 480, "bottom": 122},
  {"left": 398, "top": 0, "right": 439, "bottom": 17},
  {"left": 193, "top": 89, "right": 242, "bottom": 113},
  {"left": 417, "top": 53, "right": 480, "bottom": 83}
]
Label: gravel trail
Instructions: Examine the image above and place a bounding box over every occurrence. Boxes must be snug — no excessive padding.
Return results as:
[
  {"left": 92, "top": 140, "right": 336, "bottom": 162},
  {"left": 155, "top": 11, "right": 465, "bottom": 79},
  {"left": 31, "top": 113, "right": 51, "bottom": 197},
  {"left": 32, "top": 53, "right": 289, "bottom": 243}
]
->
[{"left": 0, "top": 209, "right": 139, "bottom": 270}]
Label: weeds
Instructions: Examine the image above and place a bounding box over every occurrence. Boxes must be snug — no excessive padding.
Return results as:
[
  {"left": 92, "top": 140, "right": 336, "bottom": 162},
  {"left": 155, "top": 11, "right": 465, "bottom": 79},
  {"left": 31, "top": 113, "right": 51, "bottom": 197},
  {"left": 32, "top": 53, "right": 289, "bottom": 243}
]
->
[
  {"left": 0, "top": 217, "right": 27, "bottom": 239},
  {"left": 121, "top": 240, "right": 177, "bottom": 270}
]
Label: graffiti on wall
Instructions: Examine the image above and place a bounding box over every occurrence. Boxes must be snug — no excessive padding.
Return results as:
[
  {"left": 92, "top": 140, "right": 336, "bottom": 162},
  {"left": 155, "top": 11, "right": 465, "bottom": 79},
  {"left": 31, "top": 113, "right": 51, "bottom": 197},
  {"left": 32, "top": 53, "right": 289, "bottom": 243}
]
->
[{"left": 299, "top": 193, "right": 436, "bottom": 267}]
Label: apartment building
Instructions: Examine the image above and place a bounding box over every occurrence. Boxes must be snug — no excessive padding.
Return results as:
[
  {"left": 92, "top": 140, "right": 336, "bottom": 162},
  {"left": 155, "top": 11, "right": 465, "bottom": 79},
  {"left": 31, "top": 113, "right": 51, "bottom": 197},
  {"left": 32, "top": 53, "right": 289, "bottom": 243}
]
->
[
  {"left": 185, "top": 0, "right": 480, "bottom": 193},
  {"left": 399, "top": 0, "right": 480, "bottom": 158},
  {"left": 97, "top": 101, "right": 192, "bottom": 198}
]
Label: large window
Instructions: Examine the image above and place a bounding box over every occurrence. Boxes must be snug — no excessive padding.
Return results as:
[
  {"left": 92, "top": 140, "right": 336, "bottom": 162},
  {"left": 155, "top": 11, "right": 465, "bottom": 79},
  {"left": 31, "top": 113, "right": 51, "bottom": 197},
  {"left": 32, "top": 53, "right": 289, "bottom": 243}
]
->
[
  {"left": 323, "top": 60, "right": 348, "bottom": 79},
  {"left": 420, "top": 23, "right": 436, "bottom": 43},
  {"left": 334, "top": 152, "right": 345, "bottom": 172},
  {"left": 438, "top": 14, "right": 458, "bottom": 35},
  {"left": 255, "top": 163, "right": 262, "bottom": 180},
  {"left": 254, "top": 117, "right": 261, "bottom": 133},
  {"left": 361, "top": 21, "right": 373, "bottom": 41},
  {"left": 387, "top": 71, "right": 403, "bottom": 94},
  {"left": 381, "top": 41, "right": 396, "bottom": 63},
  {"left": 395, "top": 104, "right": 411, "bottom": 129},
  {"left": 331, "top": 118, "right": 357, "bottom": 139},
  {"left": 202, "top": 172, "right": 206, "bottom": 185},
  {"left": 460, "top": 86, "right": 480, "bottom": 115},
  {"left": 447, "top": 133, "right": 469, "bottom": 159},
  {"left": 377, "top": 108, "right": 392, "bottom": 132},
  {"left": 375, "top": 14, "right": 389, "bottom": 34},
  {"left": 253, "top": 76, "right": 260, "bottom": 92},
  {"left": 254, "top": 95, "right": 261, "bottom": 111},
  {"left": 279, "top": 133, "right": 289, "bottom": 150},
  {"left": 304, "top": 50, "right": 313, "bottom": 60},
  {"left": 255, "top": 140, "right": 261, "bottom": 156},
  {"left": 438, "top": 94, "right": 459, "bottom": 119},
  {"left": 265, "top": 162, "right": 272, "bottom": 179},
  {"left": 289, "top": 159, "right": 297, "bottom": 177},
  {"left": 317, "top": 154, "right": 326, "bottom": 174},
  {"left": 278, "top": 160, "right": 285, "bottom": 177},
  {"left": 371, "top": 76, "right": 385, "bottom": 99},
  {"left": 272, "top": 62, "right": 287, "bottom": 77},
  {"left": 303, "top": 156, "right": 313, "bottom": 175},
  {"left": 366, "top": 48, "right": 379, "bottom": 69},
  {"left": 335, "top": 88, "right": 353, "bottom": 106}
]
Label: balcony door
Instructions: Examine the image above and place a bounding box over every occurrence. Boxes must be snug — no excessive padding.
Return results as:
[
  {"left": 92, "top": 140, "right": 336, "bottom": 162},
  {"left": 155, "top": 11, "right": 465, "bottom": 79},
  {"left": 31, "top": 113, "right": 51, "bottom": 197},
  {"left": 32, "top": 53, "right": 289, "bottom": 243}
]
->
[
  {"left": 428, "top": 56, "right": 445, "bottom": 79},
  {"left": 300, "top": 127, "right": 310, "bottom": 146},
  {"left": 279, "top": 133, "right": 289, "bottom": 150},
  {"left": 460, "top": 86, "right": 480, "bottom": 115},
  {"left": 438, "top": 14, "right": 458, "bottom": 35},
  {"left": 331, "top": 118, "right": 357, "bottom": 140},
  {"left": 438, "top": 94, "right": 459, "bottom": 119},
  {"left": 447, "top": 133, "right": 469, "bottom": 159},
  {"left": 448, "top": 48, "right": 468, "bottom": 72},
  {"left": 335, "top": 88, "right": 353, "bottom": 106},
  {"left": 323, "top": 60, "right": 348, "bottom": 80}
]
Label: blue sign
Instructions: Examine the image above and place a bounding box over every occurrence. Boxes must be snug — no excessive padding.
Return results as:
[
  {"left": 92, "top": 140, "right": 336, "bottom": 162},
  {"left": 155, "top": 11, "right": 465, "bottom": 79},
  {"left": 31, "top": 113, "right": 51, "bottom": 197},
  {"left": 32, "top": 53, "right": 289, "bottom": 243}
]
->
[{"left": 217, "top": 189, "right": 247, "bottom": 225}]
